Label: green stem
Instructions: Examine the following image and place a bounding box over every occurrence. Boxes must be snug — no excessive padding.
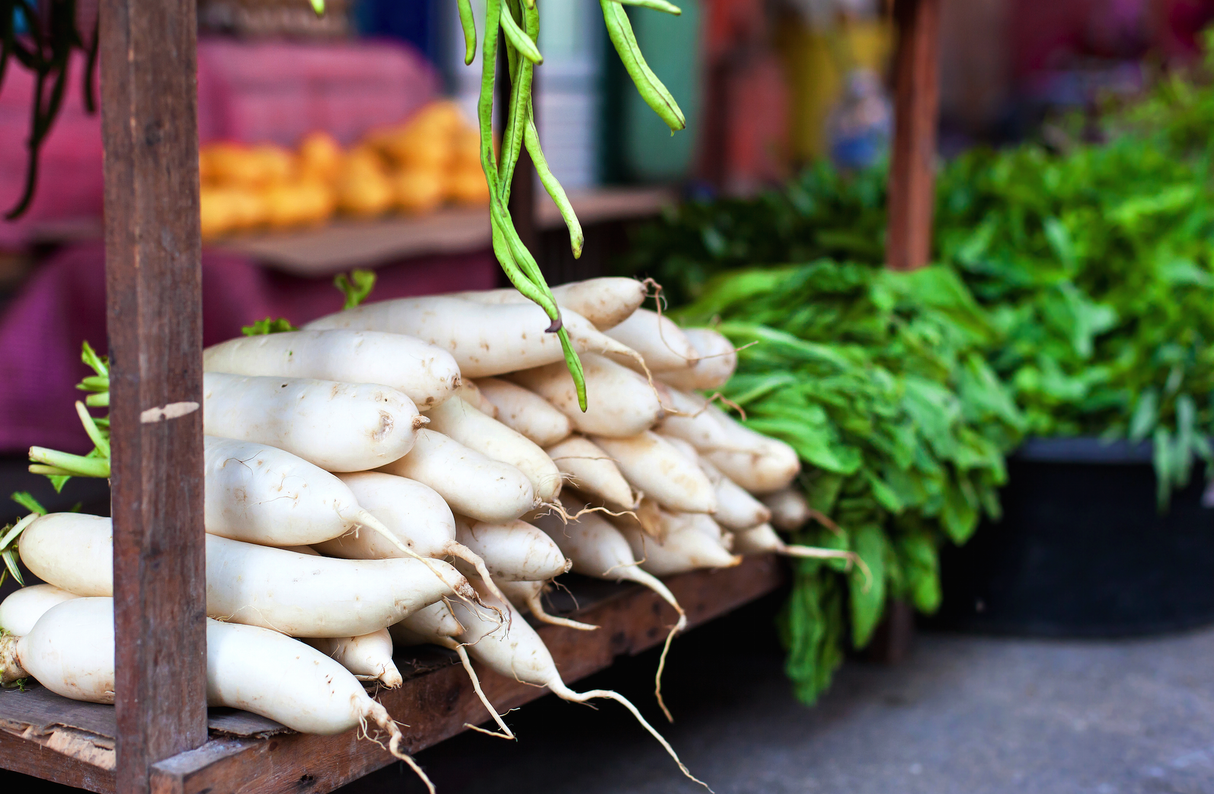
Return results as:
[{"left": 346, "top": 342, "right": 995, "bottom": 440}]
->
[{"left": 28, "top": 447, "right": 110, "bottom": 479}]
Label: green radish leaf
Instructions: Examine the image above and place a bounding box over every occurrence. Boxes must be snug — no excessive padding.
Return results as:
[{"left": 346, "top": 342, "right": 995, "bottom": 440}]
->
[
  {"left": 335, "top": 269, "right": 376, "bottom": 310},
  {"left": 848, "top": 523, "right": 887, "bottom": 648},
  {"left": 1129, "top": 388, "right": 1159, "bottom": 443},
  {"left": 241, "top": 318, "right": 297, "bottom": 337},
  {"left": 10, "top": 492, "right": 45, "bottom": 516}
]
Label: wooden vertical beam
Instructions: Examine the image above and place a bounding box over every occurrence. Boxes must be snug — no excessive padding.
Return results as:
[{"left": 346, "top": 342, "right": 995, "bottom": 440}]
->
[
  {"left": 99, "top": 0, "right": 208, "bottom": 788},
  {"left": 886, "top": 0, "right": 942, "bottom": 272}
]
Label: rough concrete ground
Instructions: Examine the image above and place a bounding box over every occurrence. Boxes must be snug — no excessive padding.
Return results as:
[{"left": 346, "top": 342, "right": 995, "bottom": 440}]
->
[
  {"left": 338, "top": 594, "right": 1214, "bottom": 794},
  {"left": 3, "top": 593, "right": 1212, "bottom": 793}
]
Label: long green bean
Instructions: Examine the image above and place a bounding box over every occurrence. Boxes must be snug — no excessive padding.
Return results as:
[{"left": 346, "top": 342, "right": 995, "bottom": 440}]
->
[
  {"left": 525, "top": 106, "right": 584, "bottom": 259},
  {"left": 609, "top": 0, "right": 682, "bottom": 15},
  {"left": 600, "top": 0, "right": 685, "bottom": 132},
  {"left": 457, "top": 0, "right": 478, "bottom": 65}
]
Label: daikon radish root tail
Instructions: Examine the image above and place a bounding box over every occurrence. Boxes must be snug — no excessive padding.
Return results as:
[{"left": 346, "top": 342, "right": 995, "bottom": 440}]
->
[
  {"left": 547, "top": 679, "right": 708, "bottom": 790},
  {"left": 362, "top": 702, "right": 436, "bottom": 794},
  {"left": 446, "top": 543, "right": 514, "bottom": 618},
  {"left": 506, "top": 580, "right": 598, "bottom": 631},
  {"left": 448, "top": 639, "right": 516, "bottom": 740},
  {"left": 353, "top": 509, "right": 495, "bottom": 615}
]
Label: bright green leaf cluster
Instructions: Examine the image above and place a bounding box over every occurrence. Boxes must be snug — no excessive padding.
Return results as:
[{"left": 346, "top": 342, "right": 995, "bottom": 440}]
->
[{"left": 670, "top": 261, "right": 1024, "bottom": 702}]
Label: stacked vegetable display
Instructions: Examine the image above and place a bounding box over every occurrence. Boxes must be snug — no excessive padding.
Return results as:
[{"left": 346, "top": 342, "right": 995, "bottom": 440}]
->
[
  {"left": 199, "top": 100, "right": 491, "bottom": 240},
  {"left": 0, "top": 277, "right": 842, "bottom": 790}
]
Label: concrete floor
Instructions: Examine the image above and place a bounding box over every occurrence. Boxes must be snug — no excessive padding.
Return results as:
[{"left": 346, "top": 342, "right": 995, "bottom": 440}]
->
[
  {"left": 4, "top": 594, "right": 1213, "bottom": 793},
  {"left": 338, "top": 594, "right": 1214, "bottom": 794}
]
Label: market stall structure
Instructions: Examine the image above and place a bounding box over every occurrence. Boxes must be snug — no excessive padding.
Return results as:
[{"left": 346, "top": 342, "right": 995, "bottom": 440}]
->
[{"left": 0, "top": 0, "right": 941, "bottom": 792}]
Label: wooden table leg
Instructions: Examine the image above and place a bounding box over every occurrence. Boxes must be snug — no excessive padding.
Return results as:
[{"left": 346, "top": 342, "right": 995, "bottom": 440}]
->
[
  {"left": 886, "top": 0, "right": 942, "bottom": 272},
  {"left": 100, "top": 0, "right": 209, "bottom": 789}
]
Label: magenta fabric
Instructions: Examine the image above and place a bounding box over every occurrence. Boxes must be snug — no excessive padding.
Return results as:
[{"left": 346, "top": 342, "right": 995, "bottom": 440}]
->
[
  {"left": 0, "top": 243, "right": 498, "bottom": 455},
  {"left": 0, "top": 37, "right": 437, "bottom": 249}
]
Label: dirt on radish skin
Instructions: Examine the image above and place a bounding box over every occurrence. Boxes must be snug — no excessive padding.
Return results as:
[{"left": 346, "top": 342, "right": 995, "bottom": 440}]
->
[
  {"left": 476, "top": 377, "right": 573, "bottom": 448},
  {"left": 544, "top": 435, "right": 637, "bottom": 511},
  {"left": 202, "top": 372, "right": 426, "bottom": 472},
  {"left": 423, "top": 397, "right": 563, "bottom": 503},
  {"left": 379, "top": 430, "right": 537, "bottom": 524},
  {"left": 453, "top": 517, "right": 570, "bottom": 582},
  {"left": 202, "top": 329, "right": 461, "bottom": 409},
  {"left": 15, "top": 514, "right": 476, "bottom": 638},
  {"left": 305, "top": 628, "right": 403, "bottom": 688}
]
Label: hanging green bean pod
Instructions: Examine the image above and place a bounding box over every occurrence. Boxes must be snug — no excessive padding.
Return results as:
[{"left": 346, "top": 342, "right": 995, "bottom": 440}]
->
[{"left": 599, "top": 0, "right": 686, "bottom": 132}]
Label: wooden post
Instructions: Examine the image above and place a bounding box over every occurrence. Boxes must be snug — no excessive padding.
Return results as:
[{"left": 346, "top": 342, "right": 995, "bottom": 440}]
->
[
  {"left": 886, "top": 0, "right": 941, "bottom": 272},
  {"left": 100, "top": 0, "right": 208, "bottom": 787}
]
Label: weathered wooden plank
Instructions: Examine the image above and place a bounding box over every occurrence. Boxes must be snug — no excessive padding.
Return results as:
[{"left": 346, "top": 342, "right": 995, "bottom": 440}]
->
[
  {"left": 886, "top": 0, "right": 942, "bottom": 272},
  {"left": 0, "top": 559, "right": 782, "bottom": 792},
  {"left": 0, "top": 729, "right": 115, "bottom": 793},
  {"left": 99, "top": 0, "right": 209, "bottom": 788},
  {"left": 152, "top": 556, "right": 783, "bottom": 794}
]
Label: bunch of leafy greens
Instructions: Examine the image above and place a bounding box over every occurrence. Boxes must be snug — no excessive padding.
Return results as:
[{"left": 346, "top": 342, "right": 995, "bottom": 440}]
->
[
  {"left": 670, "top": 262, "right": 1024, "bottom": 702},
  {"left": 629, "top": 38, "right": 1214, "bottom": 700}
]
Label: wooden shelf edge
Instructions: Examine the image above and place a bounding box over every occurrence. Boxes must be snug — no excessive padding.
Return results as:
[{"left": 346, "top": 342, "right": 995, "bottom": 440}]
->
[{"left": 0, "top": 555, "right": 784, "bottom": 794}]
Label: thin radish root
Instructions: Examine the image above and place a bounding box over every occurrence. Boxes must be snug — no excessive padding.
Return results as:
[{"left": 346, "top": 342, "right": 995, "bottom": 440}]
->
[
  {"left": 782, "top": 545, "right": 873, "bottom": 592},
  {"left": 627, "top": 568, "right": 687, "bottom": 723},
  {"left": 364, "top": 701, "right": 436, "bottom": 794},
  {"left": 442, "top": 639, "right": 516, "bottom": 740},
  {"left": 546, "top": 679, "right": 710, "bottom": 791},
  {"left": 352, "top": 509, "right": 492, "bottom": 617},
  {"left": 446, "top": 544, "right": 512, "bottom": 627},
  {"left": 523, "top": 588, "right": 599, "bottom": 632}
]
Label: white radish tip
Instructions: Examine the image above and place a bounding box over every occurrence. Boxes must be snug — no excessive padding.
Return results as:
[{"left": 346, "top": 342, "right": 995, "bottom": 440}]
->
[
  {"left": 0, "top": 634, "right": 26, "bottom": 685},
  {"left": 412, "top": 415, "right": 430, "bottom": 430}
]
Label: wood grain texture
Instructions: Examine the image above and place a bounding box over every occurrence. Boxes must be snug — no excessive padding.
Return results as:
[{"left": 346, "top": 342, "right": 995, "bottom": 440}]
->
[
  {"left": 152, "top": 556, "right": 783, "bottom": 794},
  {"left": 886, "top": 0, "right": 942, "bottom": 272},
  {"left": 100, "top": 0, "right": 209, "bottom": 787},
  {"left": 0, "top": 558, "right": 783, "bottom": 793}
]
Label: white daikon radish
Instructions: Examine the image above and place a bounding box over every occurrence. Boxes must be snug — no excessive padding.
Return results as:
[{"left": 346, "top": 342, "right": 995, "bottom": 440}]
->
[
  {"left": 305, "top": 628, "right": 402, "bottom": 687},
  {"left": 619, "top": 518, "right": 740, "bottom": 576},
  {"left": 424, "top": 397, "right": 562, "bottom": 503},
  {"left": 498, "top": 579, "right": 598, "bottom": 631},
  {"left": 454, "top": 518, "right": 570, "bottom": 583},
  {"left": 17, "top": 513, "right": 112, "bottom": 597},
  {"left": 203, "top": 372, "right": 425, "bottom": 472},
  {"left": 476, "top": 377, "right": 573, "bottom": 447},
  {"left": 592, "top": 432, "right": 717, "bottom": 514},
  {"left": 317, "top": 472, "right": 509, "bottom": 609},
  {"left": 761, "top": 487, "right": 813, "bottom": 531},
  {"left": 0, "top": 584, "right": 78, "bottom": 637},
  {"left": 509, "top": 353, "right": 663, "bottom": 438},
  {"left": 449, "top": 576, "right": 704, "bottom": 786},
  {"left": 545, "top": 436, "right": 636, "bottom": 511},
  {"left": 379, "top": 430, "right": 536, "bottom": 523},
  {"left": 13, "top": 515, "right": 474, "bottom": 638},
  {"left": 534, "top": 507, "right": 686, "bottom": 718},
  {"left": 692, "top": 454, "right": 772, "bottom": 531},
  {"left": 0, "top": 598, "right": 114, "bottom": 701},
  {"left": 659, "top": 391, "right": 801, "bottom": 494},
  {"left": 206, "top": 619, "right": 435, "bottom": 790},
  {"left": 655, "top": 327, "right": 738, "bottom": 391},
  {"left": 204, "top": 436, "right": 397, "bottom": 547},
  {"left": 202, "top": 329, "right": 461, "bottom": 409},
  {"left": 304, "top": 297, "right": 638, "bottom": 379},
  {"left": 206, "top": 536, "right": 474, "bottom": 637},
  {"left": 0, "top": 599, "right": 435, "bottom": 792},
  {"left": 605, "top": 308, "right": 697, "bottom": 372},
  {"left": 390, "top": 601, "right": 515, "bottom": 740},
  {"left": 453, "top": 379, "right": 496, "bottom": 416},
  {"left": 448, "top": 278, "right": 647, "bottom": 330},
  {"left": 731, "top": 522, "right": 860, "bottom": 565}
]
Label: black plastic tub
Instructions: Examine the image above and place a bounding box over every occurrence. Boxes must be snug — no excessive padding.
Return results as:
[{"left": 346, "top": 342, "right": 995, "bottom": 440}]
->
[{"left": 932, "top": 437, "right": 1214, "bottom": 637}]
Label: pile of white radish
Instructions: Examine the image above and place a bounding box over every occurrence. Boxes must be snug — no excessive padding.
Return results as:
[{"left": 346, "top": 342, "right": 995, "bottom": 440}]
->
[{"left": 2, "top": 276, "right": 847, "bottom": 792}]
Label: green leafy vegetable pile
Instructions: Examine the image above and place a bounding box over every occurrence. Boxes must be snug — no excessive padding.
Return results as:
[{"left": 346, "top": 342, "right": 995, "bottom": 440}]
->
[
  {"left": 630, "top": 38, "right": 1214, "bottom": 699},
  {"left": 670, "top": 262, "right": 1023, "bottom": 702}
]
